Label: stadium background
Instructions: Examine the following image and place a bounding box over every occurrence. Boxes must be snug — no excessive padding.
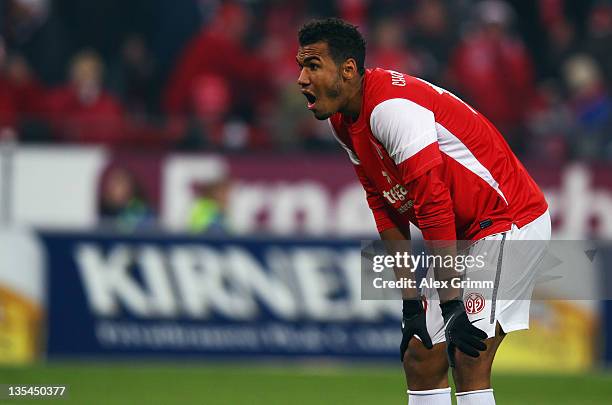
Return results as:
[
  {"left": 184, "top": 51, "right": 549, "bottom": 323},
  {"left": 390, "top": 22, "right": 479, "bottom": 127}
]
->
[{"left": 0, "top": 0, "right": 611, "bottom": 403}]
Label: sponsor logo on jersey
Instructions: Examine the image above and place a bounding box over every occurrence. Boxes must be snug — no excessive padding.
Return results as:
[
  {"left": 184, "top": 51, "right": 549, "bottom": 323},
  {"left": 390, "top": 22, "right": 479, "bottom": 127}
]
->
[
  {"left": 381, "top": 180, "right": 414, "bottom": 213},
  {"left": 382, "top": 184, "right": 408, "bottom": 204},
  {"left": 398, "top": 200, "right": 414, "bottom": 213}
]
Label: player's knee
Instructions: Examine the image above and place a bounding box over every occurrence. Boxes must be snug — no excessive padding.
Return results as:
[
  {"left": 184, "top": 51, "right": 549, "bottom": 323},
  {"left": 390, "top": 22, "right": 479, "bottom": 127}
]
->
[{"left": 403, "top": 342, "right": 448, "bottom": 390}]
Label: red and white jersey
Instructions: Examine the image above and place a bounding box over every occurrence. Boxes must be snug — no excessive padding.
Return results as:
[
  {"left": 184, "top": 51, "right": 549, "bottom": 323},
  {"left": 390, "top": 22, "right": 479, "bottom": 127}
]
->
[{"left": 329, "top": 68, "right": 547, "bottom": 241}]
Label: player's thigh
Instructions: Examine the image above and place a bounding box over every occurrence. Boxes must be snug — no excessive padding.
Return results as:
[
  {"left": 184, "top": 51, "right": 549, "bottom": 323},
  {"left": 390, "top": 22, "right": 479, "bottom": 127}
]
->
[
  {"left": 403, "top": 339, "right": 449, "bottom": 389},
  {"left": 452, "top": 323, "right": 505, "bottom": 390}
]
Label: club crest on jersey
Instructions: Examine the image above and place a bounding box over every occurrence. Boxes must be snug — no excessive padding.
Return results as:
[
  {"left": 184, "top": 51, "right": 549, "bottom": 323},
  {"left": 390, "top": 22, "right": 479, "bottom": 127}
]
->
[{"left": 464, "top": 292, "right": 486, "bottom": 314}]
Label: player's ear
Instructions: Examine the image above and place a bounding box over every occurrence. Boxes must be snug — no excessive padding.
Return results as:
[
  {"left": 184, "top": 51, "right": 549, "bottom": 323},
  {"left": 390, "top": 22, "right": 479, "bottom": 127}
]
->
[{"left": 341, "top": 58, "right": 358, "bottom": 80}]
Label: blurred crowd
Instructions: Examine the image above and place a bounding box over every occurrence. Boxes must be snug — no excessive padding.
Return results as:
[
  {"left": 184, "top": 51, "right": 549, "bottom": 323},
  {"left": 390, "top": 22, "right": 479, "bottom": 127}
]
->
[{"left": 0, "top": 0, "right": 611, "bottom": 163}]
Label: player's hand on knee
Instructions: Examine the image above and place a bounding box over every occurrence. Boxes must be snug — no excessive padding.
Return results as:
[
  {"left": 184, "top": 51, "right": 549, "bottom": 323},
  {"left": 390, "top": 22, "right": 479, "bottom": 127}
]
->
[
  {"left": 400, "top": 299, "right": 433, "bottom": 361},
  {"left": 440, "top": 299, "right": 487, "bottom": 367}
]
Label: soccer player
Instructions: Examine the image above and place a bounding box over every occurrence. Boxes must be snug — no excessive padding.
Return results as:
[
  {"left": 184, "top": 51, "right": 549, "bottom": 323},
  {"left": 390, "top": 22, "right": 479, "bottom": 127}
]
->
[{"left": 296, "top": 18, "right": 551, "bottom": 405}]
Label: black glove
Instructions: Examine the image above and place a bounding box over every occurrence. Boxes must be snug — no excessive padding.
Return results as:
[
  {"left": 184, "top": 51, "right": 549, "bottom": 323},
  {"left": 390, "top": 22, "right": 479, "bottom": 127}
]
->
[
  {"left": 400, "top": 299, "right": 433, "bottom": 361},
  {"left": 440, "top": 299, "right": 488, "bottom": 367}
]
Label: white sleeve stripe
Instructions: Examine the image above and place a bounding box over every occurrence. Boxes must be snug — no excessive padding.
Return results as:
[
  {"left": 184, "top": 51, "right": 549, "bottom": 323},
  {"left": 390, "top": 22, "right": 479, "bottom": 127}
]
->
[
  {"left": 369, "top": 98, "right": 438, "bottom": 165},
  {"left": 327, "top": 119, "right": 360, "bottom": 165},
  {"left": 436, "top": 123, "right": 508, "bottom": 205},
  {"left": 391, "top": 135, "right": 437, "bottom": 163}
]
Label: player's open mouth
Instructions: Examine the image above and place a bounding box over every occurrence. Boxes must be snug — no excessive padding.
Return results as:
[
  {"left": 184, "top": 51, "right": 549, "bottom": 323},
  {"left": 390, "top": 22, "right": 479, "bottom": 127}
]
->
[{"left": 303, "top": 92, "right": 317, "bottom": 110}]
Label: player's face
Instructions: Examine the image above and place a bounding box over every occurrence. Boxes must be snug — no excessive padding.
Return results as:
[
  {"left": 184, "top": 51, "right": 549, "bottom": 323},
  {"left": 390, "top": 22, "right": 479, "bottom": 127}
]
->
[{"left": 296, "top": 42, "right": 345, "bottom": 120}]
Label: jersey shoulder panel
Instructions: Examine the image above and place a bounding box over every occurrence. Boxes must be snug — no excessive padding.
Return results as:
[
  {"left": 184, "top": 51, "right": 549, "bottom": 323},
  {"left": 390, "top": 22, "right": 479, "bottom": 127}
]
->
[{"left": 363, "top": 68, "right": 434, "bottom": 117}]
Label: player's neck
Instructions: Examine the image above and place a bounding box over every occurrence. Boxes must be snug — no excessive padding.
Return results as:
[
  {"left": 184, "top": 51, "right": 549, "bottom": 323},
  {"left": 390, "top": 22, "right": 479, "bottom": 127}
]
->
[{"left": 339, "top": 76, "right": 364, "bottom": 121}]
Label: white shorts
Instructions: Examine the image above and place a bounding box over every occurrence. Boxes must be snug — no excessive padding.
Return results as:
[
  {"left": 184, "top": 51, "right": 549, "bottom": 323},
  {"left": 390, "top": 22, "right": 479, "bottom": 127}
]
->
[{"left": 422, "top": 210, "right": 552, "bottom": 343}]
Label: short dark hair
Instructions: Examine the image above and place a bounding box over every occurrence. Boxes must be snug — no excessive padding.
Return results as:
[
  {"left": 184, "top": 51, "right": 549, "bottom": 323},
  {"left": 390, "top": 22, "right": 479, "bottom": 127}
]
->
[{"left": 298, "top": 18, "right": 366, "bottom": 75}]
